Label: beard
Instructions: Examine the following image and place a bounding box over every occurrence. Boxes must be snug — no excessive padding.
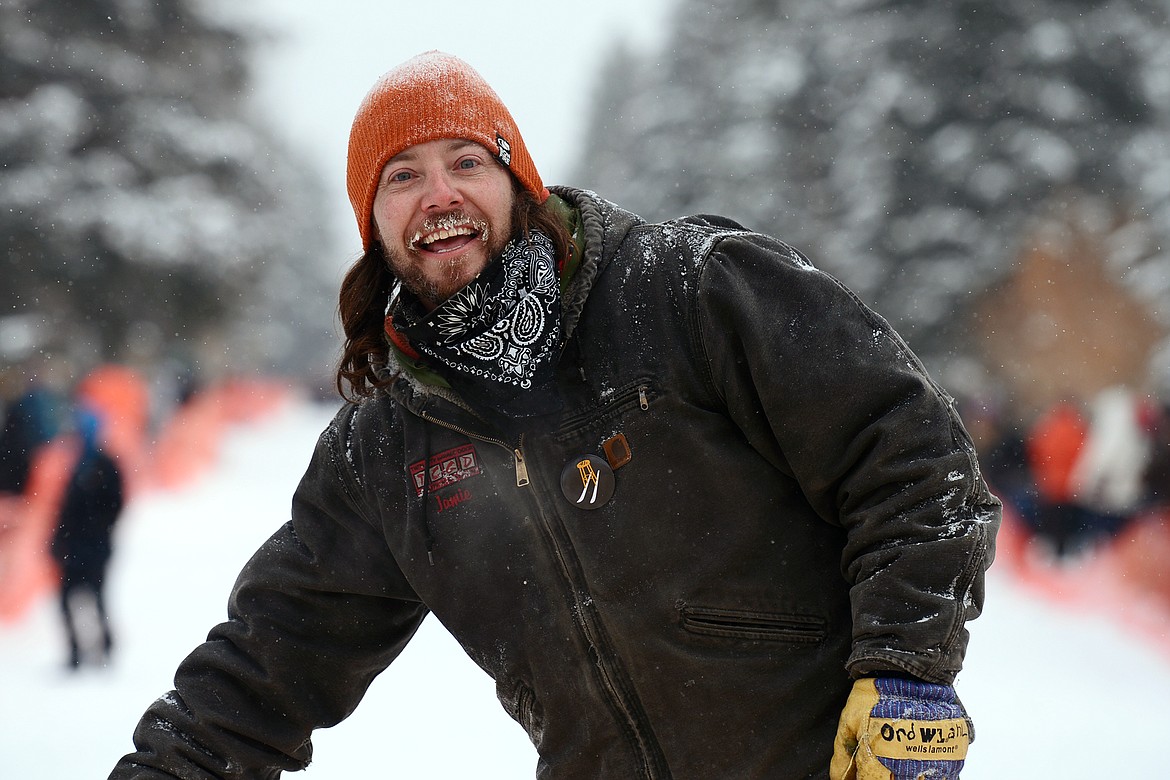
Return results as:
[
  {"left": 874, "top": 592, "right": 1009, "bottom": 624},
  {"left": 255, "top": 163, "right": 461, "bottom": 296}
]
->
[
  {"left": 386, "top": 245, "right": 479, "bottom": 305},
  {"left": 385, "top": 209, "right": 514, "bottom": 307}
]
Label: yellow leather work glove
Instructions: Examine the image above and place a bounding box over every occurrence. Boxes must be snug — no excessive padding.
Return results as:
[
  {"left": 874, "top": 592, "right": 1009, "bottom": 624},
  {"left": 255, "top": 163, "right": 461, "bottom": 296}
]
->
[{"left": 830, "top": 677, "right": 971, "bottom": 780}]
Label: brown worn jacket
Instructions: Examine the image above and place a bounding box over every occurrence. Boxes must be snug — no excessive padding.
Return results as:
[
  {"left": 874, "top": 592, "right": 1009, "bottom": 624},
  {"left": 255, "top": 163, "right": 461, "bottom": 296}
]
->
[{"left": 110, "top": 187, "right": 1000, "bottom": 779}]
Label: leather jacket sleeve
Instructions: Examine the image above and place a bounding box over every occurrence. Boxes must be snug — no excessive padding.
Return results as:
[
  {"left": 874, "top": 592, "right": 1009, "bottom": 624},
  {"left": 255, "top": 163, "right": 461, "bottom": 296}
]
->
[
  {"left": 109, "top": 405, "right": 428, "bottom": 779},
  {"left": 694, "top": 231, "right": 1001, "bottom": 684}
]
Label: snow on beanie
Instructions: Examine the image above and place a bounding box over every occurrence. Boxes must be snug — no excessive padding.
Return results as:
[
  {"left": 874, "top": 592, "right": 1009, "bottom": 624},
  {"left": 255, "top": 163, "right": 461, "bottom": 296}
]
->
[{"left": 347, "top": 50, "right": 549, "bottom": 250}]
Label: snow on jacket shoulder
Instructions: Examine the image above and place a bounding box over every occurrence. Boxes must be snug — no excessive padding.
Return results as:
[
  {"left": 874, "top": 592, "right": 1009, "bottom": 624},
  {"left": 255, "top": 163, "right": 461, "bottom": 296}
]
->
[{"left": 109, "top": 187, "right": 999, "bottom": 780}]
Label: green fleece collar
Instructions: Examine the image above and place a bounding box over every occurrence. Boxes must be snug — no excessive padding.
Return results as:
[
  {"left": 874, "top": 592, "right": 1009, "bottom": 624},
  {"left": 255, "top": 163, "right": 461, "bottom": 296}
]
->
[{"left": 545, "top": 193, "right": 584, "bottom": 295}]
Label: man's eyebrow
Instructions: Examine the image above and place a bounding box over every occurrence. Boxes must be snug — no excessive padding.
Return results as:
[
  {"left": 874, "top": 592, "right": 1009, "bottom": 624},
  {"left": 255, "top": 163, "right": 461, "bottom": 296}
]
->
[{"left": 388, "top": 140, "right": 481, "bottom": 164}]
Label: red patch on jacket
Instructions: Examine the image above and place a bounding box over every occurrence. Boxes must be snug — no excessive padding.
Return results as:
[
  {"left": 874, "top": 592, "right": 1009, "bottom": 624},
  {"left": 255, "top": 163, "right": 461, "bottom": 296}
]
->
[{"left": 410, "top": 444, "right": 482, "bottom": 497}]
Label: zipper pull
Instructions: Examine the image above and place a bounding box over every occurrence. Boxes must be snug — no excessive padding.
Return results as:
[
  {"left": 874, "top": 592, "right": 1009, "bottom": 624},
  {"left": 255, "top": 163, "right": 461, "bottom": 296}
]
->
[
  {"left": 638, "top": 385, "right": 650, "bottom": 410},
  {"left": 513, "top": 447, "right": 530, "bottom": 487}
]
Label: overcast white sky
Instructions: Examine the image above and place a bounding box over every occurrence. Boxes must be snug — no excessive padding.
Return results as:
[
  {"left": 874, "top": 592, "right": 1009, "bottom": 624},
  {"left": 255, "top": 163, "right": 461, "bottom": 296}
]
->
[{"left": 208, "top": 0, "right": 676, "bottom": 258}]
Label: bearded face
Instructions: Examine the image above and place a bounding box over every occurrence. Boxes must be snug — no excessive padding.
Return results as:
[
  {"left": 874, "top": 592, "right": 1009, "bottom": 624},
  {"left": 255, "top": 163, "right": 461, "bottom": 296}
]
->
[{"left": 371, "top": 139, "right": 516, "bottom": 310}]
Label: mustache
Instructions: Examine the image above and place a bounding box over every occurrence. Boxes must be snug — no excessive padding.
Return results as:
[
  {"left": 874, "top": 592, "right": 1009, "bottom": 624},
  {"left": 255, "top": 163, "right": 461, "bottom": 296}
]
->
[{"left": 407, "top": 211, "right": 491, "bottom": 252}]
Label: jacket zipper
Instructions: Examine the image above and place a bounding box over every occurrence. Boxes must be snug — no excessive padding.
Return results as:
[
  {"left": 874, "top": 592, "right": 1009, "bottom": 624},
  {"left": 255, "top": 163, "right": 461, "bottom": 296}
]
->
[
  {"left": 538, "top": 518, "right": 663, "bottom": 779},
  {"left": 424, "top": 398, "right": 659, "bottom": 775},
  {"left": 418, "top": 411, "right": 529, "bottom": 487},
  {"left": 512, "top": 445, "right": 530, "bottom": 486}
]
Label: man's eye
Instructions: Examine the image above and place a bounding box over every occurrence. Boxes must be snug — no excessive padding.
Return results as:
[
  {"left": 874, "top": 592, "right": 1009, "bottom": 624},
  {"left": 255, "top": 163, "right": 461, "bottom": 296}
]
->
[
  {"left": 391, "top": 170, "right": 413, "bottom": 182},
  {"left": 457, "top": 158, "right": 479, "bottom": 170}
]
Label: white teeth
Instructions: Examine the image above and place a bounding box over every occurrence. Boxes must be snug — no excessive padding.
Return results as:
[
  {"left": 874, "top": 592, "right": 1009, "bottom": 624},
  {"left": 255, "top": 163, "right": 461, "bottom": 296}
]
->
[
  {"left": 407, "top": 216, "right": 488, "bottom": 251},
  {"left": 415, "top": 225, "right": 474, "bottom": 247}
]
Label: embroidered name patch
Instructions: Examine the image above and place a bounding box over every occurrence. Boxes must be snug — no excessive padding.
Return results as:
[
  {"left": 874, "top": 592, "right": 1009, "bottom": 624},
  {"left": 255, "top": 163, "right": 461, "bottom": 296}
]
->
[{"left": 410, "top": 444, "right": 482, "bottom": 497}]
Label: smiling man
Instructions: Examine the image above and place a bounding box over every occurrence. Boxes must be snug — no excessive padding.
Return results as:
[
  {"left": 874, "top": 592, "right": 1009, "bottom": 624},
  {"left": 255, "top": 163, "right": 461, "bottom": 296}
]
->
[{"left": 110, "top": 51, "right": 1000, "bottom": 780}]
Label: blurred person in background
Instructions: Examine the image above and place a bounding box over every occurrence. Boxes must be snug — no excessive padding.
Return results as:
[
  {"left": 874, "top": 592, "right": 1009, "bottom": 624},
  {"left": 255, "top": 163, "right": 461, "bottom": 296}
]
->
[
  {"left": 110, "top": 52, "right": 1000, "bottom": 780},
  {"left": 1025, "top": 399, "right": 1090, "bottom": 558},
  {"left": 1, "top": 365, "right": 64, "bottom": 596},
  {"left": 0, "top": 370, "right": 33, "bottom": 541},
  {"left": 1144, "top": 398, "right": 1170, "bottom": 509},
  {"left": 1068, "top": 386, "right": 1153, "bottom": 546},
  {"left": 963, "top": 397, "right": 1038, "bottom": 531},
  {"left": 0, "top": 366, "right": 61, "bottom": 501},
  {"left": 51, "top": 405, "right": 124, "bottom": 670}
]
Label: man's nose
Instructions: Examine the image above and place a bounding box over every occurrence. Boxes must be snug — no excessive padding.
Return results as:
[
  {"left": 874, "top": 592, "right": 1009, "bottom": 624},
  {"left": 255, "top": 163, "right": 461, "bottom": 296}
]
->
[{"left": 422, "top": 170, "right": 463, "bottom": 211}]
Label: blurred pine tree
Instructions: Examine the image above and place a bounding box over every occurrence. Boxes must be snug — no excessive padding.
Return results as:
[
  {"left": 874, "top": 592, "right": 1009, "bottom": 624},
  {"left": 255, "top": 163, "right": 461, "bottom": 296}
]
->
[
  {"left": 0, "top": 0, "right": 335, "bottom": 382},
  {"left": 574, "top": 0, "right": 1170, "bottom": 395}
]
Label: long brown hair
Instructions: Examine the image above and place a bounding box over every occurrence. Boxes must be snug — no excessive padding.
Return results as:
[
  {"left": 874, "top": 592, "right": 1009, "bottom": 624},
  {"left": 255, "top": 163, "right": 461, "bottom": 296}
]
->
[{"left": 335, "top": 187, "right": 572, "bottom": 401}]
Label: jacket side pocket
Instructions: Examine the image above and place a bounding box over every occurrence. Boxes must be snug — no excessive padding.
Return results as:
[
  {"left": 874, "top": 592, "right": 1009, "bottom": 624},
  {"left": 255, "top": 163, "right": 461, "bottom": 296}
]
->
[{"left": 679, "top": 605, "right": 827, "bottom": 644}]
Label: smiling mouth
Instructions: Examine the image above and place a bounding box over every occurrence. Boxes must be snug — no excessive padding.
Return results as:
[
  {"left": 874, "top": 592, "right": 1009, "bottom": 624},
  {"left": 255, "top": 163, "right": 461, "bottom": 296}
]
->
[{"left": 408, "top": 212, "right": 490, "bottom": 254}]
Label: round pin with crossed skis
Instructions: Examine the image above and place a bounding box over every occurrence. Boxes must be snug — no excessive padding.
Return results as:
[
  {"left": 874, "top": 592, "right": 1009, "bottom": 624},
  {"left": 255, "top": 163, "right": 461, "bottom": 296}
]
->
[{"left": 560, "top": 454, "right": 615, "bottom": 509}]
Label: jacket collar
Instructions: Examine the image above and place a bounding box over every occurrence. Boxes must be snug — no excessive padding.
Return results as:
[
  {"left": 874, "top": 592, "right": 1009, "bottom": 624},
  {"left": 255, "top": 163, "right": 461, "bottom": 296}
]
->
[{"left": 550, "top": 185, "right": 643, "bottom": 344}]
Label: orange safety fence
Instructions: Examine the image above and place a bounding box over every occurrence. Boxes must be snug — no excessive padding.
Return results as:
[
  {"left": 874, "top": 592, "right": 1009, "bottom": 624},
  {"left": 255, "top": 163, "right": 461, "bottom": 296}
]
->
[
  {"left": 0, "top": 369, "right": 293, "bottom": 624},
  {"left": 993, "top": 502, "right": 1170, "bottom": 663},
  {"left": 0, "top": 439, "right": 77, "bottom": 621},
  {"left": 151, "top": 379, "right": 293, "bottom": 491}
]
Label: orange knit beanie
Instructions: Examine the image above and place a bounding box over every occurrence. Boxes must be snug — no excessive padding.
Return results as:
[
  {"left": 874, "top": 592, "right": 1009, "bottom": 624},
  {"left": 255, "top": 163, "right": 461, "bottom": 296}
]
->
[{"left": 347, "top": 51, "right": 548, "bottom": 250}]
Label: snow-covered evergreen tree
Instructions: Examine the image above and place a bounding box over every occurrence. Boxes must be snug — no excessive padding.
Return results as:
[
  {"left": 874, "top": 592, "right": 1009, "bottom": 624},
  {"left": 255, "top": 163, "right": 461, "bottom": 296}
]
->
[
  {"left": 574, "top": 0, "right": 1170, "bottom": 383},
  {"left": 0, "top": 0, "right": 335, "bottom": 380}
]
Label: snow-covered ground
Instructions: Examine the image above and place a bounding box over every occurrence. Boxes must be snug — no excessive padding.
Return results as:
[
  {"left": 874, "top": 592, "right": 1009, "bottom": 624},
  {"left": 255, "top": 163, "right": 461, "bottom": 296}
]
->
[{"left": 2, "top": 400, "right": 1168, "bottom": 778}]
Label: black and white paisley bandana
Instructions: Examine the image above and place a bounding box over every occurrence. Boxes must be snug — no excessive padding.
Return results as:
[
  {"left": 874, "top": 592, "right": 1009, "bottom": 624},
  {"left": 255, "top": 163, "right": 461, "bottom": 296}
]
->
[{"left": 395, "top": 230, "right": 563, "bottom": 418}]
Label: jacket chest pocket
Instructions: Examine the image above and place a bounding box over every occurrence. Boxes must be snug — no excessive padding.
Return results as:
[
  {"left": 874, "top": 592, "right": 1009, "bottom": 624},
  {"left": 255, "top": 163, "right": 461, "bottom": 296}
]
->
[{"left": 555, "top": 377, "right": 655, "bottom": 444}]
